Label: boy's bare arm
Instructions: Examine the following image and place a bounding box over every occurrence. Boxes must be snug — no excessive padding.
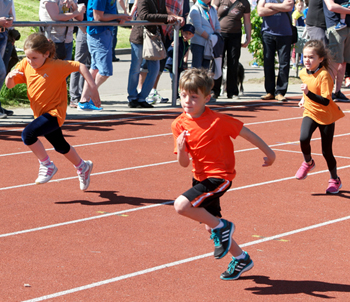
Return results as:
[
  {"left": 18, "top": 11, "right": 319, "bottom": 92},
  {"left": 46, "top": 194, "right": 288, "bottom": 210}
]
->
[
  {"left": 239, "top": 126, "right": 276, "bottom": 166},
  {"left": 177, "top": 130, "right": 190, "bottom": 167}
]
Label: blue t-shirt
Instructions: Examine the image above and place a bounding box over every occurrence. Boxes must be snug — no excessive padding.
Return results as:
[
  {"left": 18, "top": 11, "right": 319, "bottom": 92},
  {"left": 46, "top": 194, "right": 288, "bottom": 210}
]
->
[
  {"left": 87, "top": 0, "right": 117, "bottom": 35},
  {"left": 261, "top": 0, "right": 292, "bottom": 36},
  {"left": 323, "top": 0, "right": 350, "bottom": 28}
]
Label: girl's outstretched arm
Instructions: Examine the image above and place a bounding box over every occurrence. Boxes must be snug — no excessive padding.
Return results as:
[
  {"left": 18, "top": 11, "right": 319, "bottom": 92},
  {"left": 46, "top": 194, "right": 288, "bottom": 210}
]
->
[
  {"left": 5, "top": 69, "right": 24, "bottom": 89},
  {"left": 79, "top": 64, "right": 101, "bottom": 107},
  {"left": 239, "top": 126, "right": 276, "bottom": 166}
]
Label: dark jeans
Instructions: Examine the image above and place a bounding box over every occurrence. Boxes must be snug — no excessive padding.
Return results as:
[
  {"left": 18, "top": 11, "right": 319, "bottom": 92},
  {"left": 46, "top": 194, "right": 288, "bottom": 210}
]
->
[
  {"left": 22, "top": 113, "right": 70, "bottom": 154},
  {"left": 262, "top": 32, "right": 292, "bottom": 96},
  {"left": 213, "top": 32, "right": 242, "bottom": 97},
  {"left": 112, "top": 26, "right": 118, "bottom": 59},
  {"left": 191, "top": 43, "right": 210, "bottom": 69}
]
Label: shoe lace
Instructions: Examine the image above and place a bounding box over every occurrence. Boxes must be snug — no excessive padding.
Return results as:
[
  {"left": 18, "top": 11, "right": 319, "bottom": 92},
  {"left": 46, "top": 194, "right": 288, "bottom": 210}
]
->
[
  {"left": 227, "top": 258, "right": 239, "bottom": 274},
  {"left": 78, "top": 165, "right": 89, "bottom": 183},
  {"left": 210, "top": 230, "right": 221, "bottom": 247}
]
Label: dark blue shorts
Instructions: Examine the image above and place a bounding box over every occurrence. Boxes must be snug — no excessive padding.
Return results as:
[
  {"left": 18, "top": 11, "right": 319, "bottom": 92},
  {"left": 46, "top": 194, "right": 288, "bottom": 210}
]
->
[
  {"left": 22, "top": 113, "right": 71, "bottom": 154},
  {"left": 182, "top": 178, "right": 232, "bottom": 217}
]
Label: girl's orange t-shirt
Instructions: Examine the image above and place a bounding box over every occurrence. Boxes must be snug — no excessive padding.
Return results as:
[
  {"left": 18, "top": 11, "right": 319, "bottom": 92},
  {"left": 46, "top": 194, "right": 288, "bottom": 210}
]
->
[
  {"left": 299, "top": 67, "right": 344, "bottom": 125},
  {"left": 14, "top": 58, "right": 80, "bottom": 126}
]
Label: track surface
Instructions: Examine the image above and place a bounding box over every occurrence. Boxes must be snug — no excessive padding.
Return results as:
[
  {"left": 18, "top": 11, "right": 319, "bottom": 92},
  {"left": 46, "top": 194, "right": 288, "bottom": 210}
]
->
[{"left": 1, "top": 97, "right": 350, "bottom": 301}]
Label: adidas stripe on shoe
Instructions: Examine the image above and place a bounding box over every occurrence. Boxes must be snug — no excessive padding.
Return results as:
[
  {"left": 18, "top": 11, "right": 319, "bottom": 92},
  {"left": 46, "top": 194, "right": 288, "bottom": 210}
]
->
[
  {"left": 220, "top": 252, "right": 254, "bottom": 280},
  {"left": 210, "top": 219, "right": 234, "bottom": 259}
]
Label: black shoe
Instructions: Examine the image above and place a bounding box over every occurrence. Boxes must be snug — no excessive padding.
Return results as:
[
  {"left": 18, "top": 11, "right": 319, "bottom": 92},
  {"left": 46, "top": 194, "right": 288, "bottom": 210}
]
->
[
  {"left": 2, "top": 108, "right": 13, "bottom": 116},
  {"left": 0, "top": 107, "right": 7, "bottom": 119},
  {"left": 128, "top": 100, "right": 139, "bottom": 108},
  {"left": 138, "top": 101, "right": 154, "bottom": 108},
  {"left": 112, "top": 57, "right": 120, "bottom": 62},
  {"left": 332, "top": 90, "right": 349, "bottom": 102},
  {"left": 220, "top": 252, "right": 254, "bottom": 280},
  {"left": 210, "top": 219, "right": 234, "bottom": 259}
]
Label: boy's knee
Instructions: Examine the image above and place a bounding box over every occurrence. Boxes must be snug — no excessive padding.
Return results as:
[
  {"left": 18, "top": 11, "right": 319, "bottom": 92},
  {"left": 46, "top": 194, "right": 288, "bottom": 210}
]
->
[{"left": 174, "top": 196, "right": 191, "bottom": 215}]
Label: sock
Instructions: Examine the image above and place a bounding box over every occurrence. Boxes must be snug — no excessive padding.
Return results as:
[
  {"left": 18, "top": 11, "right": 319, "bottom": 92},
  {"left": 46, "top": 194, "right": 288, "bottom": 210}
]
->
[
  {"left": 235, "top": 251, "right": 246, "bottom": 260},
  {"left": 212, "top": 220, "right": 224, "bottom": 230},
  {"left": 75, "top": 159, "right": 86, "bottom": 174},
  {"left": 341, "top": 18, "right": 345, "bottom": 23},
  {"left": 39, "top": 156, "right": 51, "bottom": 166}
]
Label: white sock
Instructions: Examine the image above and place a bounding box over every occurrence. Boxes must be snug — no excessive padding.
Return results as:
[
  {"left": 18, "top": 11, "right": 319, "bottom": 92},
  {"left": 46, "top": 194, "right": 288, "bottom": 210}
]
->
[
  {"left": 75, "top": 159, "right": 86, "bottom": 173},
  {"left": 39, "top": 156, "right": 51, "bottom": 166},
  {"left": 341, "top": 18, "right": 345, "bottom": 23},
  {"left": 235, "top": 251, "right": 246, "bottom": 260},
  {"left": 212, "top": 220, "right": 224, "bottom": 230}
]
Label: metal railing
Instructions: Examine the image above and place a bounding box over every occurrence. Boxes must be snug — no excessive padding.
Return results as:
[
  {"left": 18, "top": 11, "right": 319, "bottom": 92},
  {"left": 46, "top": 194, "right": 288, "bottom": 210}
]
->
[{"left": 12, "top": 20, "right": 181, "bottom": 106}]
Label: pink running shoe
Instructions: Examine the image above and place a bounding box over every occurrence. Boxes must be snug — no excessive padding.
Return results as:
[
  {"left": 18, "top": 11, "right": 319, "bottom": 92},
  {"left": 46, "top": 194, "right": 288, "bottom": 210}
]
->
[
  {"left": 295, "top": 160, "right": 315, "bottom": 180},
  {"left": 326, "top": 178, "right": 342, "bottom": 194}
]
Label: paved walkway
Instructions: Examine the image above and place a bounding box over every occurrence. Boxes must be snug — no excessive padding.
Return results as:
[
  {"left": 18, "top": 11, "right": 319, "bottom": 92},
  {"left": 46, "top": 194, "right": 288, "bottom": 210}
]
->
[{"left": 0, "top": 47, "right": 303, "bottom": 126}]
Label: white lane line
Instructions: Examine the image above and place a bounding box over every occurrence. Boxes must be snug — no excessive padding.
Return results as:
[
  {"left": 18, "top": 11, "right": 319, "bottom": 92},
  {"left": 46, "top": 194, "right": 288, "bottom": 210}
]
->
[
  {"left": 0, "top": 115, "right": 307, "bottom": 158},
  {"left": 1, "top": 132, "right": 350, "bottom": 190},
  {"left": 272, "top": 148, "right": 350, "bottom": 160},
  {"left": 3, "top": 164, "right": 350, "bottom": 239},
  {"left": 22, "top": 214, "right": 350, "bottom": 302},
  {"left": 0, "top": 201, "right": 174, "bottom": 239}
]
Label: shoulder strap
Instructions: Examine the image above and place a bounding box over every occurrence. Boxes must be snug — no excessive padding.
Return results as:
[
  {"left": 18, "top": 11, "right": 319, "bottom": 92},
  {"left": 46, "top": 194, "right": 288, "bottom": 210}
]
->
[{"left": 219, "top": 0, "right": 240, "bottom": 21}]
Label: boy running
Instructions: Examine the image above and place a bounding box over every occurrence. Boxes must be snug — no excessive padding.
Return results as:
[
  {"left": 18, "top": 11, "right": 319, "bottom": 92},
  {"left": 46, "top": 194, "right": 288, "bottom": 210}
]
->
[{"left": 171, "top": 68, "right": 275, "bottom": 280}]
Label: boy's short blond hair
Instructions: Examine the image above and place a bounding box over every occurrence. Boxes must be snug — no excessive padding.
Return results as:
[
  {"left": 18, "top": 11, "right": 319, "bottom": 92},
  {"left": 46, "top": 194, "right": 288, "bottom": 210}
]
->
[{"left": 179, "top": 68, "right": 214, "bottom": 97}]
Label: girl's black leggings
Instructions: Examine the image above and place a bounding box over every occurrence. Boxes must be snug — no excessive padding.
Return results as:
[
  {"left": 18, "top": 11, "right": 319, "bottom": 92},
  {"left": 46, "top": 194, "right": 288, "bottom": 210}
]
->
[{"left": 300, "top": 116, "right": 336, "bottom": 172}]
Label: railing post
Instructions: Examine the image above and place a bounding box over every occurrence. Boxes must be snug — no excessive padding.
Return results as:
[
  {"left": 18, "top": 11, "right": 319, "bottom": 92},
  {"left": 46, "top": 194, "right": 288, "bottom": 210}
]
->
[{"left": 171, "top": 21, "right": 181, "bottom": 107}]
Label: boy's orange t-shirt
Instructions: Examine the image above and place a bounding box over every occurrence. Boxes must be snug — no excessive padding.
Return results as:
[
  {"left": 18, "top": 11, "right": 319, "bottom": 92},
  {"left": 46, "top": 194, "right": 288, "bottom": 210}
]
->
[
  {"left": 14, "top": 58, "right": 80, "bottom": 126},
  {"left": 171, "top": 107, "right": 244, "bottom": 182},
  {"left": 299, "top": 67, "right": 344, "bottom": 125}
]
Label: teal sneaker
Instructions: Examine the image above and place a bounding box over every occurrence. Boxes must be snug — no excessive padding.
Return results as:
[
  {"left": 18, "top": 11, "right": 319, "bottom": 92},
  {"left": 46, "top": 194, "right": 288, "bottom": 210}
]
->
[
  {"left": 78, "top": 100, "right": 103, "bottom": 111},
  {"left": 210, "top": 219, "right": 234, "bottom": 259},
  {"left": 220, "top": 252, "right": 254, "bottom": 280}
]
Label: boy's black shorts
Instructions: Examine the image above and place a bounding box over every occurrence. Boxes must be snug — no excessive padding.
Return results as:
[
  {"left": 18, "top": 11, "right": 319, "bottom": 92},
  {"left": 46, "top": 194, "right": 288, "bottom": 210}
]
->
[{"left": 182, "top": 178, "right": 232, "bottom": 218}]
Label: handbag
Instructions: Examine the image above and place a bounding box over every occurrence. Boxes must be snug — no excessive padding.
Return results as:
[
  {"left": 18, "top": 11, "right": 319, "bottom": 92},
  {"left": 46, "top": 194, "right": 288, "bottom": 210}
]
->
[
  {"left": 141, "top": 0, "right": 166, "bottom": 60},
  {"left": 142, "top": 27, "right": 167, "bottom": 60}
]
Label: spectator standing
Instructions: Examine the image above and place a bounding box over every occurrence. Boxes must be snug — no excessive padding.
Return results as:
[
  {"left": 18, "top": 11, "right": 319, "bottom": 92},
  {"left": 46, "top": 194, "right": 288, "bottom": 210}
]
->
[
  {"left": 305, "top": 0, "right": 327, "bottom": 45},
  {"left": 212, "top": 0, "right": 251, "bottom": 100},
  {"left": 188, "top": 0, "right": 221, "bottom": 69},
  {"left": 111, "top": 0, "right": 128, "bottom": 62},
  {"left": 39, "top": 0, "right": 85, "bottom": 61},
  {"left": 0, "top": 0, "right": 14, "bottom": 119},
  {"left": 69, "top": 0, "right": 90, "bottom": 108},
  {"left": 127, "top": 0, "right": 177, "bottom": 108},
  {"left": 257, "top": 0, "right": 294, "bottom": 103},
  {"left": 323, "top": 0, "right": 350, "bottom": 101},
  {"left": 78, "top": 0, "right": 131, "bottom": 110}
]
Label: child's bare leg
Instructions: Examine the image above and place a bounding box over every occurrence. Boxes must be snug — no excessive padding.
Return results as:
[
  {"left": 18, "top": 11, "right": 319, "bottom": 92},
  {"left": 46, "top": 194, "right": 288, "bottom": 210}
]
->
[
  {"left": 63, "top": 145, "right": 82, "bottom": 166},
  {"left": 205, "top": 224, "right": 243, "bottom": 257},
  {"left": 28, "top": 139, "right": 49, "bottom": 160},
  {"left": 174, "top": 195, "right": 220, "bottom": 228}
]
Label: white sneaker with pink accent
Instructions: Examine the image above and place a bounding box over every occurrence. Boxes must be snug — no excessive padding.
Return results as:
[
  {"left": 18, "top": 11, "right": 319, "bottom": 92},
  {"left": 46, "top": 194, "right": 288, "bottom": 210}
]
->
[
  {"left": 78, "top": 160, "right": 93, "bottom": 191},
  {"left": 35, "top": 162, "right": 58, "bottom": 184}
]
